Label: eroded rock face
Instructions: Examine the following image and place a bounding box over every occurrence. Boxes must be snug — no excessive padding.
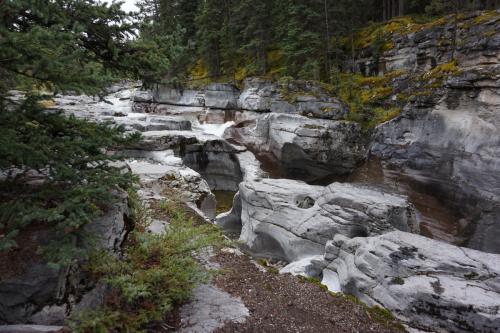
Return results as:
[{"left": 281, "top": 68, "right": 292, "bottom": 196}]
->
[
  {"left": 135, "top": 78, "right": 348, "bottom": 120},
  {"left": 238, "top": 77, "right": 348, "bottom": 120},
  {"left": 237, "top": 179, "right": 417, "bottom": 262},
  {"left": 362, "top": 12, "right": 500, "bottom": 253},
  {"left": 0, "top": 193, "right": 129, "bottom": 325},
  {"left": 323, "top": 231, "right": 500, "bottom": 333},
  {"left": 181, "top": 140, "right": 245, "bottom": 192},
  {"left": 225, "top": 113, "right": 368, "bottom": 182},
  {"left": 371, "top": 67, "right": 500, "bottom": 253}
]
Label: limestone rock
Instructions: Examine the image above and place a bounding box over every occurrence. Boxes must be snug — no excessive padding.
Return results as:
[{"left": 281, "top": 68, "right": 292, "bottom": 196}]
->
[
  {"left": 204, "top": 83, "right": 240, "bottom": 109},
  {"left": 0, "top": 193, "right": 129, "bottom": 324},
  {"left": 323, "top": 231, "right": 500, "bottom": 333},
  {"left": 0, "top": 325, "right": 66, "bottom": 333},
  {"left": 238, "top": 77, "right": 348, "bottom": 120},
  {"left": 225, "top": 113, "right": 368, "bottom": 181},
  {"left": 237, "top": 179, "right": 417, "bottom": 262}
]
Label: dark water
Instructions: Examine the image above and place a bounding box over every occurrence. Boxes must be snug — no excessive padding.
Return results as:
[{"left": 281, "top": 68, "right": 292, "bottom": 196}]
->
[
  {"left": 213, "top": 190, "right": 237, "bottom": 215},
  {"left": 338, "top": 159, "right": 466, "bottom": 245}
]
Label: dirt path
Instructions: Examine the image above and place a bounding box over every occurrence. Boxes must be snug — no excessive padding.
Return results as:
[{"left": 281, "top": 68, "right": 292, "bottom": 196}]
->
[{"left": 211, "top": 251, "right": 405, "bottom": 333}]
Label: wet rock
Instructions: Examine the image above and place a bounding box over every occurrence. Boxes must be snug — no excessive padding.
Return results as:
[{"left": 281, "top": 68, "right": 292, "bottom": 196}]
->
[
  {"left": 215, "top": 192, "right": 242, "bottom": 235},
  {"left": 323, "top": 231, "right": 500, "bottom": 333},
  {"left": 237, "top": 179, "right": 418, "bottom": 262},
  {"left": 181, "top": 140, "right": 246, "bottom": 192},
  {"left": 371, "top": 74, "right": 500, "bottom": 253}
]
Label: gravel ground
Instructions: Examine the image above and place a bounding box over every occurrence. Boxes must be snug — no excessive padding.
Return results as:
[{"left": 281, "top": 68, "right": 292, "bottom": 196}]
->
[{"left": 212, "top": 251, "right": 406, "bottom": 333}]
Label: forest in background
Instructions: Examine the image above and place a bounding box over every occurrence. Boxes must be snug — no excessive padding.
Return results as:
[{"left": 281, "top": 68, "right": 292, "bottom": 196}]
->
[{"left": 137, "top": 0, "right": 500, "bottom": 84}]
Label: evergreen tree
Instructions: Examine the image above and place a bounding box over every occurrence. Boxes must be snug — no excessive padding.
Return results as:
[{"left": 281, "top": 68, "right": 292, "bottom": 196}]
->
[
  {"left": 234, "top": 0, "right": 274, "bottom": 75},
  {"left": 137, "top": 0, "right": 200, "bottom": 82},
  {"left": 195, "top": 0, "right": 226, "bottom": 77},
  {"left": 0, "top": 0, "right": 171, "bottom": 264},
  {"left": 278, "top": 0, "right": 324, "bottom": 79}
]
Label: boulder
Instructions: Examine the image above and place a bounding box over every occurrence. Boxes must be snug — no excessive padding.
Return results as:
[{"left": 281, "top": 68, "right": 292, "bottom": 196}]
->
[
  {"left": 127, "top": 158, "right": 216, "bottom": 219},
  {"left": 323, "top": 231, "right": 500, "bottom": 333},
  {"left": 237, "top": 179, "right": 418, "bottom": 262}
]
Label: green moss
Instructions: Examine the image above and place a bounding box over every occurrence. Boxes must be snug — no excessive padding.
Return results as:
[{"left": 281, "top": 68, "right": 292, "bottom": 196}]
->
[
  {"left": 473, "top": 10, "right": 499, "bottom": 24},
  {"left": 390, "top": 276, "right": 405, "bottom": 285},
  {"left": 256, "top": 258, "right": 269, "bottom": 267},
  {"left": 298, "top": 275, "right": 329, "bottom": 291},
  {"left": 368, "top": 306, "right": 407, "bottom": 331},
  {"left": 267, "top": 266, "right": 279, "bottom": 274}
]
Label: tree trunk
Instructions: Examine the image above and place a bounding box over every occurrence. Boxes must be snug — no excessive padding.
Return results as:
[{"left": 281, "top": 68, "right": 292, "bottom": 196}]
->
[
  {"left": 383, "top": 0, "right": 387, "bottom": 21},
  {"left": 324, "top": 0, "right": 332, "bottom": 81},
  {"left": 398, "top": 0, "right": 405, "bottom": 16}
]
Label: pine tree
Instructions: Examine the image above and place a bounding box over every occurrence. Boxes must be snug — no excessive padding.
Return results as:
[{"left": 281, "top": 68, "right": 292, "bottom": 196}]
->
[
  {"left": 233, "top": 0, "right": 274, "bottom": 76},
  {"left": 0, "top": 0, "right": 171, "bottom": 264}
]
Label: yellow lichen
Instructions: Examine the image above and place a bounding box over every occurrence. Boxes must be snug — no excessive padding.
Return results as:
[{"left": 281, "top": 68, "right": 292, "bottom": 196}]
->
[
  {"left": 473, "top": 10, "right": 499, "bottom": 24},
  {"left": 422, "top": 60, "right": 460, "bottom": 80}
]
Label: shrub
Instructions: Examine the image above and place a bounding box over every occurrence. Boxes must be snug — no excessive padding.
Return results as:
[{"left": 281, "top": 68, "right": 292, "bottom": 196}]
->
[{"left": 70, "top": 196, "right": 226, "bottom": 332}]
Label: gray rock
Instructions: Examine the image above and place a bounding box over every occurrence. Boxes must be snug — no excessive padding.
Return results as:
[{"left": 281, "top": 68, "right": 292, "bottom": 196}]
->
[
  {"left": 133, "top": 90, "right": 153, "bottom": 103},
  {"left": 371, "top": 76, "right": 500, "bottom": 253},
  {"left": 0, "top": 191, "right": 129, "bottom": 324},
  {"left": 0, "top": 325, "right": 65, "bottom": 333},
  {"left": 225, "top": 113, "right": 368, "bottom": 182},
  {"left": 127, "top": 159, "right": 216, "bottom": 219},
  {"left": 215, "top": 192, "right": 242, "bottom": 234},
  {"left": 178, "top": 284, "right": 249, "bottom": 333},
  {"left": 181, "top": 140, "right": 246, "bottom": 192},
  {"left": 323, "top": 231, "right": 500, "bottom": 333},
  {"left": 237, "top": 77, "right": 348, "bottom": 120},
  {"left": 152, "top": 85, "right": 205, "bottom": 107},
  {"left": 204, "top": 83, "right": 239, "bottom": 109},
  {"left": 237, "top": 179, "right": 418, "bottom": 262}
]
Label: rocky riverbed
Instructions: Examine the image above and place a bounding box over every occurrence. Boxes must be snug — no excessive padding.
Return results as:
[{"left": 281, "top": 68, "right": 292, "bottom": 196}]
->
[
  {"left": 2, "top": 76, "right": 492, "bottom": 332},
  {"left": 2, "top": 12, "right": 500, "bottom": 332}
]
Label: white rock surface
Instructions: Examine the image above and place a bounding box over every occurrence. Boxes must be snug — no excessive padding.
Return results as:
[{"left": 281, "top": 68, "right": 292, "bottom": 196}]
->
[
  {"left": 237, "top": 178, "right": 418, "bottom": 262},
  {"left": 178, "top": 284, "right": 249, "bottom": 333},
  {"left": 224, "top": 113, "right": 367, "bottom": 181},
  {"left": 323, "top": 231, "right": 500, "bottom": 333}
]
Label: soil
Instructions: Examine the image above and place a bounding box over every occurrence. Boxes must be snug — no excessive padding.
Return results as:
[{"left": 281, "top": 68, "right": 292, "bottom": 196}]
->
[{"left": 212, "top": 251, "right": 406, "bottom": 333}]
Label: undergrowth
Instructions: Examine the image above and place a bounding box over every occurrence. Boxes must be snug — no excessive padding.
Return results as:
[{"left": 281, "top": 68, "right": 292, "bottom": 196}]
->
[{"left": 69, "top": 190, "right": 226, "bottom": 332}]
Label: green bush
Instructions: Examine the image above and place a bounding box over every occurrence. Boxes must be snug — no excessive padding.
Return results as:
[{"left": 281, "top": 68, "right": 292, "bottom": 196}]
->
[{"left": 70, "top": 197, "right": 226, "bottom": 332}]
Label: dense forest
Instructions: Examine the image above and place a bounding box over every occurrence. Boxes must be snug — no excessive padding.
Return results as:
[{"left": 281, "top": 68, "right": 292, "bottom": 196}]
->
[{"left": 137, "top": 0, "right": 500, "bottom": 83}]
